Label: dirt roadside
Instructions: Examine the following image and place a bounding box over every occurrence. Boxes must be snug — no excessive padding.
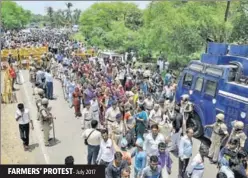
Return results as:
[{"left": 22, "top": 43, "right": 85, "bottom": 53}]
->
[{"left": 1, "top": 72, "right": 37, "bottom": 164}]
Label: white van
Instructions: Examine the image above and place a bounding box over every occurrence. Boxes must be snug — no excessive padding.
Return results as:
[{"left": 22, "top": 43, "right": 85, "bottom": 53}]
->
[{"left": 97, "top": 51, "right": 124, "bottom": 63}]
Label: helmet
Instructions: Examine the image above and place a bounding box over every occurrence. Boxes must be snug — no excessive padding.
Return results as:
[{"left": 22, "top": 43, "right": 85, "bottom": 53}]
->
[
  {"left": 41, "top": 98, "right": 49, "bottom": 105},
  {"left": 216, "top": 113, "right": 225, "bottom": 121},
  {"left": 37, "top": 89, "right": 44, "bottom": 95},
  {"left": 181, "top": 94, "right": 189, "bottom": 100},
  {"left": 234, "top": 121, "right": 244, "bottom": 130}
]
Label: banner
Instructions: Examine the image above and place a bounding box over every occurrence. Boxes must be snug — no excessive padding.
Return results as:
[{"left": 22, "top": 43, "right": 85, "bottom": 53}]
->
[{"left": 0, "top": 165, "right": 105, "bottom": 178}]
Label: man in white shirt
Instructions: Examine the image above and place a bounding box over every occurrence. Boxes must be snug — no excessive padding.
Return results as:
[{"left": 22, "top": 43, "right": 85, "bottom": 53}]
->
[
  {"left": 144, "top": 94, "right": 154, "bottom": 114},
  {"left": 96, "top": 130, "right": 115, "bottom": 167},
  {"left": 81, "top": 103, "right": 92, "bottom": 130},
  {"left": 90, "top": 96, "right": 100, "bottom": 125},
  {"left": 143, "top": 124, "right": 165, "bottom": 165},
  {"left": 82, "top": 120, "right": 101, "bottom": 165},
  {"left": 118, "top": 67, "right": 126, "bottom": 87},
  {"left": 149, "top": 104, "right": 163, "bottom": 126},
  {"left": 44, "top": 69, "right": 53, "bottom": 100},
  {"left": 15, "top": 103, "right": 34, "bottom": 151}
]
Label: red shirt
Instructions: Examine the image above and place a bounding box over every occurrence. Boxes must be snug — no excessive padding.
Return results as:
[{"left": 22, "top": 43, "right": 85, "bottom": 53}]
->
[{"left": 9, "top": 68, "right": 16, "bottom": 78}]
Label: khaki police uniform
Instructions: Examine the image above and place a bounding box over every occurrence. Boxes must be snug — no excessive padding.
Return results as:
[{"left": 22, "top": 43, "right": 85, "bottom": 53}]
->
[
  {"left": 105, "top": 106, "right": 120, "bottom": 132},
  {"left": 40, "top": 99, "right": 53, "bottom": 146},
  {"left": 231, "top": 121, "right": 247, "bottom": 148},
  {"left": 180, "top": 95, "right": 193, "bottom": 135},
  {"left": 207, "top": 114, "right": 228, "bottom": 162}
]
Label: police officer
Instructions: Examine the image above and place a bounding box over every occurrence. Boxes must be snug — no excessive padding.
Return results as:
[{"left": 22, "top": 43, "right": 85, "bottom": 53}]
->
[
  {"left": 35, "top": 88, "right": 45, "bottom": 121},
  {"left": 105, "top": 101, "right": 121, "bottom": 133},
  {"left": 29, "top": 66, "right": 37, "bottom": 95},
  {"left": 205, "top": 113, "right": 229, "bottom": 164},
  {"left": 229, "top": 121, "right": 247, "bottom": 150},
  {"left": 180, "top": 94, "right": 193, "bottom": 135},
  {"left": 40, "top": 98, "right": 53, "bottom": 146}
]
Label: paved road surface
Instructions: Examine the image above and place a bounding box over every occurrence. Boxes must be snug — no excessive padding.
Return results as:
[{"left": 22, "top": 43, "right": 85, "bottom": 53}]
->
[{"left": 3, "top": 70, "right": 218, "bottom": 177}]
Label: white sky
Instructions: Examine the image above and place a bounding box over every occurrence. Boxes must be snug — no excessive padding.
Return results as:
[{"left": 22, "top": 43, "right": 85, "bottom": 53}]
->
[{"left": 15, "top": 1, "right": 150, "bottom": 15}]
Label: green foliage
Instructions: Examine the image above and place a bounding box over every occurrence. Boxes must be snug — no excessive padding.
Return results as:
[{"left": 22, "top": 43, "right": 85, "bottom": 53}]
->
[
  {"left": 79, "top": 2, "right": 143, "bottom": 52},
  {"left": 78, "top": 1, "right": 247, "bottom": 65},
  {"left": 1, "top": 1, "right": 31, "bottom": 30}
]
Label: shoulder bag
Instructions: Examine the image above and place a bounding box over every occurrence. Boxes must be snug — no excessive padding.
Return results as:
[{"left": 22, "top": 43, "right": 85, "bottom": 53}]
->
[{"left": 84, "top": 129, "right": 95, "bottom": 145}]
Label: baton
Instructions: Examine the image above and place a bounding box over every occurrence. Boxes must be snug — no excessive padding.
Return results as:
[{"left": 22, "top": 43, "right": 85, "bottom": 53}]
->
[{"left": 52, "top": 117, "right": 56, "bottom": 143}]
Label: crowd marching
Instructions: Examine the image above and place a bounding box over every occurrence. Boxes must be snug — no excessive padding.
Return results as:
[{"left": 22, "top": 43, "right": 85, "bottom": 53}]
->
[{"left": 3, "top": 29, "right": 248, "bottom": 178}]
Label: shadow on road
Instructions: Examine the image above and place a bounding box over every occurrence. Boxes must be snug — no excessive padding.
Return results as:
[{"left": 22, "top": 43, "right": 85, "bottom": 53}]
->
[
  {"left": 48, "top": 138, "right": 61, "bottom": 147},
  {"left": 28, "top": 143, "right": 39, "bottom": 152}
]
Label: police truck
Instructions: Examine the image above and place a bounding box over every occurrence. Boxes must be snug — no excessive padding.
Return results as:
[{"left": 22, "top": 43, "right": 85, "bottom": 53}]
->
[{"left": 175, "top": 42, "right": 248, "bottom": 147}]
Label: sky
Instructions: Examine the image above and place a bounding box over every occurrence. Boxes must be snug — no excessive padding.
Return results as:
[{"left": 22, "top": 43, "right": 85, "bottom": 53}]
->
[{"left": 15, "top": 1, "right": 150, "bottom": 15}]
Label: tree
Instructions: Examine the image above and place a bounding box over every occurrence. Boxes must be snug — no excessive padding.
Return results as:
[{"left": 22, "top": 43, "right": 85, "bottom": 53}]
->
[
  {"left": 73, "top": 9, "right": 81, "bottom": 25},
  {"left": 46, "top": 6, "right": 54, "bottom": 27},
  {"left": 65, "top": 2, "right": 73, "bottom": 26},
  {"left": 79, "top": 2, "right": 143, "bottom": 50},
  {"left": 1, "top": 1, "right": 31, "bottom": 30}
]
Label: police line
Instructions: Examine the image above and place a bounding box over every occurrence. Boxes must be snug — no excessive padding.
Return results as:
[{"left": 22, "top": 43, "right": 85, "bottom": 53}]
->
[{"left": 1, "top": 165, "right": 105, "bottom": 178}]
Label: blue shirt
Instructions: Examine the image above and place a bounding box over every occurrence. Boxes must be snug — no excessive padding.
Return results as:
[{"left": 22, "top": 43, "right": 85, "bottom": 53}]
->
[
  {"left": 57, "top": 54, "right": 63, "bottom": 62},
  {"left": 179, "top": 135, "right": 193, "bottom": 159},
  {"left": 140, "top": 165, "right": 162, "bottom": 178},
  {"left": 137, "top": 111, "right": 148, "bottom": 122},
  {"left": 164, "top": 73, "right": 171, "bottom": 86},
  {"left": 45, "top": 72, "right": 53, "bottom": 83},
  {"left": 140, "top": 82, "right": 148, "bottom": 94},
  {"left": 132, "top": 149, "right": 147, "bottom": 173},
  {"left": 36, "top": 70, "right": 45, "bottom": 83}
]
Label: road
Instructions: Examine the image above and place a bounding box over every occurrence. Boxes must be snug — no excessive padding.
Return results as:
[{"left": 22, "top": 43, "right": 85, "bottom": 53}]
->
[{"left": 1, "top": 70, "right": 218, "bottom": 177}]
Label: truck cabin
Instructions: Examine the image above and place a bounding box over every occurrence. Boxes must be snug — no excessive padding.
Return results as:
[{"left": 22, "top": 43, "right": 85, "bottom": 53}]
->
[
  {"left": 201, "top": 43, "right": 248, "bottom": 85},
  {"left": 176, "top": 42, "right": 248, "bottom": 138}
]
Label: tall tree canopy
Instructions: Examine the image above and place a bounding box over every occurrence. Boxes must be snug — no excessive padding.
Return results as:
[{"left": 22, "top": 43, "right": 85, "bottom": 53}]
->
[
  {"left": 1, "top": 1, "right": 31, "bottom": 30},
  {"left": 78, "top": 1, "right": 245, "bottom": 65}
]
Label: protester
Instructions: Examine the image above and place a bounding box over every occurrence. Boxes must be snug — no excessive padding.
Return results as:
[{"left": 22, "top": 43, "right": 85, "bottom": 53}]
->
[
  {"left": 65, "top": 156, "right": 74, "bottom": 165},
  {"left": 178, "top": 128, "right": 194, "bottom": 178},
  {"left": 105, "top": 152, "right": 129, "bottom": 178},
  {"left": 15, "top": 103, "right": 34, "bottom": 151},
  {"left": 81, "top": 120, "right": 101, "bottom": 165}
]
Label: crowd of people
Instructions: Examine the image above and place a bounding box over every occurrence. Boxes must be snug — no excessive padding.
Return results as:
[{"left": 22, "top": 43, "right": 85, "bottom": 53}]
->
[{"left": 4, "top": 28, "right": 248, "bottom": 178}]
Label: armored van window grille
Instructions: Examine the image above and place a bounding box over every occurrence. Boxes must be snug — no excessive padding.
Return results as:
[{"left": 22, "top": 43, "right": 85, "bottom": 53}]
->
[
  {"left": 205, "top": 67, "right": 223, "bottom": 77},
  {"left": 183, "top": 73, "right": 193, "bottom": 88},
  {"left": 189, "top": 63, "right": 204, "bottom": 72},
  {"left": 228, "top": 68, "right": 236, "bottom": 82},
  {"left": 205, "top": 80, "right": 217, "bottom": 97},
  {"left": 195, "top": 77, "right": 204, "bottom": 92}
]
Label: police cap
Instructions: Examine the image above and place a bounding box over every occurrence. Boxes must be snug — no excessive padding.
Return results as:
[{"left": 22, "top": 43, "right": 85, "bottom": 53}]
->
[{"left": 38, "top": 89, "right": 44, "bottom": 95}]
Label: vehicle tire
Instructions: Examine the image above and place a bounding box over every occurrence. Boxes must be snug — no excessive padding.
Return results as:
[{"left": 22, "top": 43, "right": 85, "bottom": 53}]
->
[{"left": 186, "top": 112, "right": 203, "bottom": 138}]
